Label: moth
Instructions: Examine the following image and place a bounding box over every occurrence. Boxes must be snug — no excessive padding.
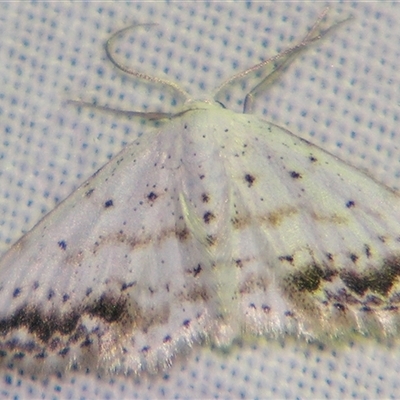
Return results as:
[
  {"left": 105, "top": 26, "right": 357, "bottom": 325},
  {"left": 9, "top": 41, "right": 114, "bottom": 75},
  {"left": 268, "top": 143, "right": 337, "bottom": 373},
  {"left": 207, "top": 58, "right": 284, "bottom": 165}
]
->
[{"left": 0, "top": 10, "right": 396, "bottom": 376}]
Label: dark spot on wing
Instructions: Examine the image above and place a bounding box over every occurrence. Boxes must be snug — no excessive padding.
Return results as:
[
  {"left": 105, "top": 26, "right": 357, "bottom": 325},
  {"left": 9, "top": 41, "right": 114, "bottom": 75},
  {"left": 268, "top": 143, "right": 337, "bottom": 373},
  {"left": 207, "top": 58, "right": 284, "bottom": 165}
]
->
[
  {"left": 188, "top": 264, "right": 202, "bottom": 277},
  {"left": 346, "top": 200, "right": 355, "bottom": 208},
  {"left": 262, "top": 305, "right": 270, "bottom": 313},
  {"left": 360, "top": 306, "right": 373, "bottom": 312},
  {"left": 350, "top": 254, "right": 358, "bottom": 263},
  {"left": 284, "top": 311, "right": 294, "bottom": 317},
  {"left": 279, "top": 255, "right": 294, "bottom": 263},
  {"left": 201, "top": 193, "right": 210, "bottom": 203},
  {"left": 59, "top": 347, "right": 70, "bottom": 357},
  {"left": 363, "top": 295, "right": 384, "bottom": 307},
  {"left": 85, "top": 188, "right": 95, "bottom": 197},
  {"left": 86, "top": 294, "right": 126, "bottom": 323},
  {"left": 286, "top": 264, "right": 332, "bottom": 293},
  {"left": 235, "top": 259, "right": 243, "bottom": 268},
  {"left": 13, "top": 352, "right": 25, "bottom": 360},
  {"left": 34, "top": 351, "right": 46, "bottom": 359},
  {"left": 309, "top": 155, "right": 317, "bottom": 162},
  {"left": 57, "top": 314, "right": 81, "bottom": 336},
  {"left": 12, "top": 288, "right": 21, "bottom": 298},
  {"left": 104, "top": 199, "right": 114, "bottom": 208},
  {"left": 176, "top": 227, "right": 190, "bottom": 241},
  {"left": 141, "top": 346, "right": 150, "bottom": 353},
  {"left": 121, "top": 281, "right": 136, "bottom": 291},
  {"left": 203, "top": 211, "right": 215, "bottom": 224},
  {"left": 244, "top": 173, "right": 256, "bottom": 187},
  {"left": 80, "top": 337, "right": 93, "bottom": 348},
  {"left": 334, "top": 303, "right": 346, "bottom": 312},
  {"left": 163, "top": 335, "right": 172, "bottom": 343},
  {"left": 289, "top": 171, "right": 302, "bottom": 179},
  {"left": 58, "top": 240, "right": 67, "bottom": 250},
  {"left": 193, "top": 264, "right": 202, "bottom": 277},
  {"left": 206, "top": 235, "right": 216, "bottom": 246},
  {"left": 147, "top": 192, "right": 158, "bottom": 202}
]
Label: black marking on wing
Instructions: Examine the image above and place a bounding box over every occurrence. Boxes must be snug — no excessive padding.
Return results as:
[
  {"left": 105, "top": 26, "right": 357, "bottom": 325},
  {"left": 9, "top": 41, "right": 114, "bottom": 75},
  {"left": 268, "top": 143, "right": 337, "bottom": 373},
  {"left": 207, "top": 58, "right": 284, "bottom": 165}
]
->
[
  {"left": 147, "top": 192, "right": 158, "bottom": 202},
  {"left": 286, "top": 264, "right": 336, "bottom": 293},
  {"left": 244, "top": 173, "right": 256, "bottom": 187},
  {"left": 187, "top": 264, "right": 202, "bottom": 277},
  {"left": 309, "top": 155, "right": 318, "bottom": 162},
  {"left": 203, "top": 211, "right": 215, "bottom": 224},
  {"left": 121, "top": 281, "right": 137, "bottom": 291},
  {"left": 85, "top": 188, "right": 95, "bottom": 197},
  {"left": 201, "top": 193, "right": 210, "bottom": 203},
  {"left": 87, "top": 294, "right": 127, "bottom": 323},
  {"left": 58, "top": 240, "right": 67, "bottom": 250},
  {"left": 279, "top": 255, "right": 294, "bottom": 263},
  {"left": 289, "top": 171, "right": 302, "bottom": 179},
  {"left": 104, "top": 199, "right": 114, "bottom": 208},
  {"left": 340, "top": 257, "right": 400, "bottom": 296}
]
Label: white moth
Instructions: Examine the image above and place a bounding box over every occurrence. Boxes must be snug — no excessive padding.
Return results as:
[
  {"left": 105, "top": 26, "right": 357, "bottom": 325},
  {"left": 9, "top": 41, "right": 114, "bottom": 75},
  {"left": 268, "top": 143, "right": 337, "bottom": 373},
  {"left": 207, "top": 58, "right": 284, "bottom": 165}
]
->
[{"left": 0, "top": 10, "right": 398, "bottom": 376}]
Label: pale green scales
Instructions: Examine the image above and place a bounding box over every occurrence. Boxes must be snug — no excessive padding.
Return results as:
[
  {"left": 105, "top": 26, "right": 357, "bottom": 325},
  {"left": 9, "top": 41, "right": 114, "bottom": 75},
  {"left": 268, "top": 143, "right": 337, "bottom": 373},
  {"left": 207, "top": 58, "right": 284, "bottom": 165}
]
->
[{"left": 0, "top": 9, "right": 399, "bottom": 376}]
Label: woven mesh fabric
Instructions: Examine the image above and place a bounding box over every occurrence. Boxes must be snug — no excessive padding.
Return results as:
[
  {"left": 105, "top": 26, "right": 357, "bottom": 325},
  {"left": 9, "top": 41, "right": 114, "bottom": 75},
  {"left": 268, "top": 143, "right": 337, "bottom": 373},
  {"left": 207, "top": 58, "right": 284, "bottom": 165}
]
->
[{"left": 0, "top": 2, "right": 399, "bottom": 399}]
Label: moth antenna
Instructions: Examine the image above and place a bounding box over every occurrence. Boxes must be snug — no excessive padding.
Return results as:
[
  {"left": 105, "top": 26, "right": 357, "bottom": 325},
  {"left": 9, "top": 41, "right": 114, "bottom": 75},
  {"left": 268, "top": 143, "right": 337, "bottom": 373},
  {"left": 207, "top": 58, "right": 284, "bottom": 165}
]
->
[
  {"left": 106, "top": 23, "right": 191, "bottom": 103},
  {"left": 213, "top": 8, "right": 352, "bottom": 113}
]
